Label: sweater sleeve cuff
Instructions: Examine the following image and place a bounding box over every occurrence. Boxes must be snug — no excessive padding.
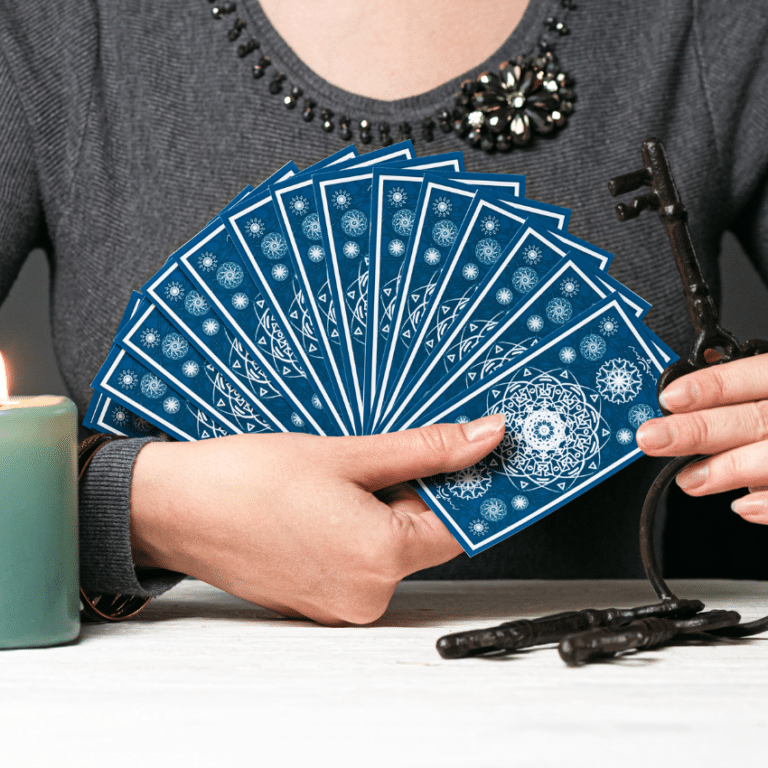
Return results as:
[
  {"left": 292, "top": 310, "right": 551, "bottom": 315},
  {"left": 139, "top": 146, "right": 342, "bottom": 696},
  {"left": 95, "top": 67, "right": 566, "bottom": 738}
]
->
[{"left": 79, "top": 436, "right": 186, "bottom": 598}]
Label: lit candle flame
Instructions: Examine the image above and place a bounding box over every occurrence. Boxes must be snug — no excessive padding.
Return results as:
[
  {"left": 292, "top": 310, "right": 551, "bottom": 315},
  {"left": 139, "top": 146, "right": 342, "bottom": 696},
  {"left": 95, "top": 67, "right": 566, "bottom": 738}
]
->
[{"left": 0, "top": 351, "right": 8, "bottom": 406}]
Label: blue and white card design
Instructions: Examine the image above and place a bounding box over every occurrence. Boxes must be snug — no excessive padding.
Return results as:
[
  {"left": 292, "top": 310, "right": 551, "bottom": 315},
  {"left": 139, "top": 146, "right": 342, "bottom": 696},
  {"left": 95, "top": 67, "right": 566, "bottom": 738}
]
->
[
  {"left": 413, "top": 297, "right": 677, "bottom": 556},
  {"left": 391, "top": 253, "right": 647, "bottom": 431},
  {"left": 91, "top": 346, "right": 238, "bottom": 441},
  {"left": 85, "top": 146, "right": 674, "bottom": 557},
  {"left": 365, "top": 167, "right": 458, "bottom": 424}
]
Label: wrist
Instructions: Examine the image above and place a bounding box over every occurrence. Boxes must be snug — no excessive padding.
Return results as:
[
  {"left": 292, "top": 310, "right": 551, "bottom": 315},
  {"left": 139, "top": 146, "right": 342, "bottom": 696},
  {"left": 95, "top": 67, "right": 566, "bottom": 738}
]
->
[{"left": 129, "top": 440, "right": 187, "bottom": 573}]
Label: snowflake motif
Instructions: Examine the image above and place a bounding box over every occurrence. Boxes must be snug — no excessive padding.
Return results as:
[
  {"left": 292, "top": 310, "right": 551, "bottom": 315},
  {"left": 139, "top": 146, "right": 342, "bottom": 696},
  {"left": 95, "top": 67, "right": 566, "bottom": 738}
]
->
[
  {"left": 140, "top": 374, "right": 167, "bottom": 400},
  {"left": 490, "top": 370, "right": 606, "bottom": 492},
  {"left": 628, "top": 403, "right": 656, "bottom": 429},
  {"left": 111, "top": 405, "right": 129, "bottom": 425},
  {"left": 444, "top": 465, "right": 492, "bottom": 499},
  {"left": 512, "top": 267, "right": 538, "bottom": 293},
  {"left": 163, "top": 397, "right": 181, "bottom": 415},
  {"left": 197, "top": 252, "right": 218, "bottom": 272},
  {"left": 341, "top": 209, "right": 368, "bottom": 238},
  {"left": 217, "top": 261, "right": 244, "bottom": 290},
  {"left": 301, "top": 213, "right": 323, "bottom": 242},
  {"left": 307, "top": 245, "right": 325, "bottom": 262},
  {"left": 432, "top": 196, "right": 453, "bottom": 217},
  {"left": 311, "top": 394, "right": 323, "bottom": 410},
  {"left": 480, "top": 497, "right": 508, "bottom": 523},
  {"left": 522, "top": 244, "right": 544, "bottom": 265},
  {"left": 388, "top": 239, "right": 406, "bottom": 258},
  {"left": 475, "top": 238, "right": 502, "bottom": 266},
  {"left": 271, "top": 263, "right": 290, "bottom": 281},
  {"left": 616, "top": 427, "right": 634, "bottom": 445},
  {"left": 598, "top": 316, "right": 619, "bottom": 337},
  {"left": 580, "top": 334, "right": 607, "bottom": 361},
  {"left": 479, "top": 215, "right": 500, "bottom": 235},
  {"left": 182, "top": 360, "right": 200, "bottom": 378},
  {"left": 560, "top": 277, "right": 580, "bottom": 297},
  {"left": 511, "top": 495, "right": 530, "bottom": 511},
  {"left": 231, "top": 292, "right": 250, "bottom": 310},
  {"left": 596, "top": 358, "right": 642, "bottom": 404},
  {"left": 331, "top": 189, "right": 351, "bottom": 210},
  {"left": 117, "top": 370, "right": 138, "bottom": 390},
  {"left": 164, "top": 281, "right": 185, "bottom": 302},
  {"left": 545, "top": 297, "right": 573, "bottom": 325},
  {"left": 454, "top": 415, "right": 471, "bottom": 424},
  {"left": 496, "top": 287, "right": 514, "bottom": 306},
  {"left": 342, "top": 241, "right": 361, "bottom": 259},
  {"left": 289, "top": 194, "right": 310, "bottom": 216},
  {"left": 290, "top": 412, "right": 305, "bottom": 428},
  {"left": 432, "top": 219, "right": 459, "bottom": 248},
  {"left": 462, "top": 263, "right": 480, "bottom": 281},
  {"left": 140, "top": 328, "right": 160, "bottom": 348},
  {"left": 244, "top": 217, "right": 265, "bottom": 239},
  {"left": 559, "top": 346, "right": 577, "bottom": 364},
  {"left": 526, "top": 314, "right": 544, "bottom": 332},
  {"left": 391, "top": 209, "right": 415, "bottom": 237},
  {"left": 184, "top": 291, "right": 209, "bottom": 317},
  {"left": 202, "top": 318, "right": 220, "bottom": 336},
  {"left": 468, "top": 519, "right": 490, "bottom": 537},
  {"left": 261, "top": 232, "right": 289, "bottom": 260},
  {"left": 387, "top": 187, "right": 407, "bottom": 207},
  {"left": 133, "top": 416, "right": 153, "bottom": 433},
  {"left": 423, "top": 248, "right": 441, "bottom": 266},
  {"left": 162, "top": 333, "right": 189, "bottom": 361}
]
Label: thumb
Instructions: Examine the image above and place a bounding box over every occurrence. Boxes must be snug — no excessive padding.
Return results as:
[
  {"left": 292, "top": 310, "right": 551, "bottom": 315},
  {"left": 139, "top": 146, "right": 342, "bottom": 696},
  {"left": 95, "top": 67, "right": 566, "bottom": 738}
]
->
[{"left": 345, "top": 414, "right": 505, "bottom": 491}]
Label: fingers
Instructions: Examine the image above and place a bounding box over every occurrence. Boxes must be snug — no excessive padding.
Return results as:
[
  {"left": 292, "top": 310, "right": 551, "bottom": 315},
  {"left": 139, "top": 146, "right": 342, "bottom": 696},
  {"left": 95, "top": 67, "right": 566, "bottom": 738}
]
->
[
  {"left": 339, "top": 414, "right": 506, "bottom": 491},
  {"left": 637, "top": 399, "right": 768, "bottom": 457},
  {"left": 732, "top": 491, "right": 768, "bottom": 524},
  {"left": 660, "top": 353, "right": 768, "bottom": 413},
  {"left": 675, "top": 441, "right": 768, "bottom": 496}
]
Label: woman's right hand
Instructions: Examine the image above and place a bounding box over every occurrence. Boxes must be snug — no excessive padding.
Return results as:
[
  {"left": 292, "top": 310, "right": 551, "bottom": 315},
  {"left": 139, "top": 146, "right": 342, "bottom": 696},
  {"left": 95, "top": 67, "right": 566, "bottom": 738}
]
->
[{"left": 129, "top": 414, "right": 505, "bottom": 625}]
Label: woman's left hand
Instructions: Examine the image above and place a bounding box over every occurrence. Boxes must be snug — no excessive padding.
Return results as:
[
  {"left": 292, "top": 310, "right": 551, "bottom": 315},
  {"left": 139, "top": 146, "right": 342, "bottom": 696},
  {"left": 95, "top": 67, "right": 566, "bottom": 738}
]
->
[{"left": 635, "top": 354, "right": 768, "bottom": 524}]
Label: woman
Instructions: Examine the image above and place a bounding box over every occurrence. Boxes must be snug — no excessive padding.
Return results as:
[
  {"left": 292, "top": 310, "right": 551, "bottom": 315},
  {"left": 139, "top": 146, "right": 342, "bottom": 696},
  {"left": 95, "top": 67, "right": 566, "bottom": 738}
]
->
[{"left": 1, "top": 0, "right": 766, "bottom": 623}]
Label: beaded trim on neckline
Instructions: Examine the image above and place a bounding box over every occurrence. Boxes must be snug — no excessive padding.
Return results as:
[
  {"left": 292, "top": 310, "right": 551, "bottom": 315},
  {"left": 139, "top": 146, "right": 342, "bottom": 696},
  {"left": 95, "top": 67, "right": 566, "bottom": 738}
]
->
[{"left": 206, "top": 0, "right": 576, "bottom": 152}]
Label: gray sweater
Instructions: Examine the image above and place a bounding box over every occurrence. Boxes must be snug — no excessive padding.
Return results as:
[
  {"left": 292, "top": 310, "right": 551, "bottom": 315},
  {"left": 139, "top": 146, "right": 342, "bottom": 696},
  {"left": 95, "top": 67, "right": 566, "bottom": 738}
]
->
[{"left": 1, "top": 0, "right": 766, "bottom": 596}]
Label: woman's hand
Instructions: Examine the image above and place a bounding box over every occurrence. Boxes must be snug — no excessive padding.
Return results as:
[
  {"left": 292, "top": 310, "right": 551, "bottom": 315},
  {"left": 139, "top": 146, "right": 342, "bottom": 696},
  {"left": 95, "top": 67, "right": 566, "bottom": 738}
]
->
[
  {"left": 129, "top": 414, "right": 505, "bottom": 625},
  {"left": 635, "top": 354, "right": 768, "bottom": 524}
]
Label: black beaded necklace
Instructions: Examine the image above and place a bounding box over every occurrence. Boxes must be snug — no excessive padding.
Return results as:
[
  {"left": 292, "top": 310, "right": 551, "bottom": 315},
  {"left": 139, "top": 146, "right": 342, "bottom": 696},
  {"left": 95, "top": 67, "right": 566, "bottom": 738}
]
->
[{"left": 207, "top": 0, "right": 576, "bottom": 152}]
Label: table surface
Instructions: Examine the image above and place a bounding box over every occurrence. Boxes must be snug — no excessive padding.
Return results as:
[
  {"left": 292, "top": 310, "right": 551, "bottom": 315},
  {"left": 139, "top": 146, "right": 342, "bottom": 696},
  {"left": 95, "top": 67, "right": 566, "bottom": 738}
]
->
[{"left": 1, "top": 579, "right": 766, "bottom": 767}]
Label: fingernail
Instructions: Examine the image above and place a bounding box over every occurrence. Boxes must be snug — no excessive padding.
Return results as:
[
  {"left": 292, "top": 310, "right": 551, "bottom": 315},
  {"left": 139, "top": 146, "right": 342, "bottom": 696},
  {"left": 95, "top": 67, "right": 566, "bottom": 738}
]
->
[
  {"left": 732, "top": 496, "right": 767, "bottom": 517},
  {"left": 659, "top": 382, "right": 695, "bottom": 411},
  {"left": 462, "top": 413, "right": 505, "bottom": 443},
  {"left": 676, "top": 463, "right": 708, "bottom": 490},
  {"left": 636, "top": 420, "right": 674, "bottom": 450}
]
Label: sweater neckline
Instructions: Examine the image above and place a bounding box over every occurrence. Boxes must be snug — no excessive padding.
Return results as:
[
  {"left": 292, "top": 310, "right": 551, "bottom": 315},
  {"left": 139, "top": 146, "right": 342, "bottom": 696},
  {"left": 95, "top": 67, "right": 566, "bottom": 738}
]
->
[{"left": 239, "top": 0, "right": 558, "bottom": 120}]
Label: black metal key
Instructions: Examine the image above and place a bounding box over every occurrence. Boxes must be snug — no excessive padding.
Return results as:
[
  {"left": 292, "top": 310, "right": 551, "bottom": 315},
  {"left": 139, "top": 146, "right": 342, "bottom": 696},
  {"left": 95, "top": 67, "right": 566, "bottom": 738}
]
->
[{"left": 436, "top": 598, "right": 704, "bottom": 659}]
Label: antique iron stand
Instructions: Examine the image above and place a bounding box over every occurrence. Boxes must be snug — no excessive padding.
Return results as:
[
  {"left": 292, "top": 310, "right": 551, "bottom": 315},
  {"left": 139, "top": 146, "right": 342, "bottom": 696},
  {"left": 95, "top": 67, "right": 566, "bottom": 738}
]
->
[{"left": 436, "top": 138, "right": 768, "bottom": 664}]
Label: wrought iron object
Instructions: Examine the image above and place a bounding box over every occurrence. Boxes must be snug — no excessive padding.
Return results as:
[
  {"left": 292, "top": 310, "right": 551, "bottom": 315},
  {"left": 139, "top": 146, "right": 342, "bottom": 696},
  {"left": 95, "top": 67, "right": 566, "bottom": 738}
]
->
[{"left": 436, "top": 138, "right": 768, "bottom": 664}]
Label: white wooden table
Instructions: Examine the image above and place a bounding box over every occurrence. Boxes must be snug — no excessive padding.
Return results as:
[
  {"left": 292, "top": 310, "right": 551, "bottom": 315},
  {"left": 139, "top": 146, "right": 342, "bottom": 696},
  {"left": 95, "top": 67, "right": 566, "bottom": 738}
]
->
[{"left": 1, "top": 579, "right": 765, "bottom": 767}]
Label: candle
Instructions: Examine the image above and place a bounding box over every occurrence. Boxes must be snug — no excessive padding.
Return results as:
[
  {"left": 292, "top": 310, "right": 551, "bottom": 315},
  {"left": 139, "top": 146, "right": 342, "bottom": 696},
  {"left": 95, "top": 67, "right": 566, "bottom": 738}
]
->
[{"left": 0, "top": 352, "right": 79, "bottom": 649}]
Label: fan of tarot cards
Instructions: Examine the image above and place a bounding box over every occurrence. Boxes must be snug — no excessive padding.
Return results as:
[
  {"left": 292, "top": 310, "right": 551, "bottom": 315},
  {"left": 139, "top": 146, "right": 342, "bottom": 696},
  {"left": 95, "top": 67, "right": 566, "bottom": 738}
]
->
[{"left": 85, "top": 140, "right": 678, "bottom": 556}]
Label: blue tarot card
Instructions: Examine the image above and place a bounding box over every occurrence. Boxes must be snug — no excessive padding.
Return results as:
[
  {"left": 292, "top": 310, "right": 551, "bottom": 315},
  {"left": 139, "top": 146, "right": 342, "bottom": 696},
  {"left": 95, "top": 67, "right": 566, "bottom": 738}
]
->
[
  {"left": 496, "top": 195, "right": 571, "bottom": 232},
  {"left": 365, "top": 167, "right": 459, "bottom": 427},
  {"left": 391, "top": 253, "right": 648, "bottom": 431},
  {"left": 382, "top": 151, "right": 466, "bottom": 172},
  {"left": 448, "top": 171, "right": 526, "bottom": 198},
  {"left": 412, "top": 296, "right": 678, "bottom": 556},
  {"left": 91, "top": 346, "right": 237, "bottom": 441},
  {"left": 313, "top": 154, "right": 462, "bottom": 430},
  {"left": 173, "top": 218, "right": 343, "bottom": 436},
  {"left": 378, "top": 192, "right": 558, "bottom": 423},
  {"left": 381, "top": 224, "right": 568, "bottom": 429},
  {"left": 271, "top": 142, "right": 416, "bottom": 432},
  {"left": 371, "top": 173, "right": 527, "bottom": 430},
  {"left": 84, "top": 392, "right": 162, "bottom": 438},
  {"left": 118, "top": 296, "right": 297, "bottom": 433}
]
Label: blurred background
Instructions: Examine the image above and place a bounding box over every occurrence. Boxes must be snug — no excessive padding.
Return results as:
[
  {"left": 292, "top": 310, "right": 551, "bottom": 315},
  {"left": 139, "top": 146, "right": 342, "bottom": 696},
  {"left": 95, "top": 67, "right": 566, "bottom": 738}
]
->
[{"left": 2, "top": 234, "right": 767, "bottom": 578}]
